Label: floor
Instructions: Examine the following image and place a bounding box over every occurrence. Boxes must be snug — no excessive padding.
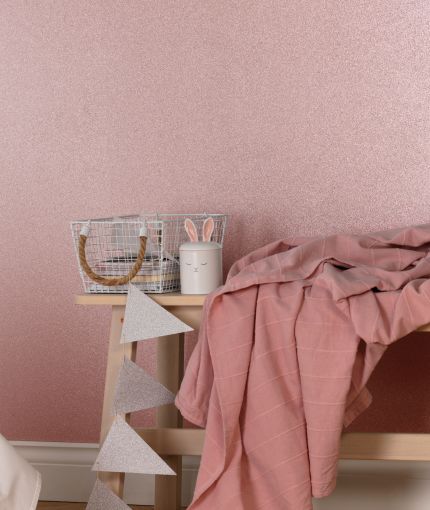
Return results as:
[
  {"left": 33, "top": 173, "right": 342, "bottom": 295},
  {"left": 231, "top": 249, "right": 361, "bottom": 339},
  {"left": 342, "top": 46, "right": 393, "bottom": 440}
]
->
[{"left": 37, "top": 503, "right": 152, "bottom": 509}]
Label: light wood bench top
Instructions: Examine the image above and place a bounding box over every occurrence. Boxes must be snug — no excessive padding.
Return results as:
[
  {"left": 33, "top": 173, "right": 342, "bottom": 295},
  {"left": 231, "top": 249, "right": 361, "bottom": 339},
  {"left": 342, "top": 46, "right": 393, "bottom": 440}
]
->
[
  {"left": 75, "top": 293, "right": 206, "bottom": 307},
  {"left": 75, "top": 293, "right": 430, "bottom": 332}
]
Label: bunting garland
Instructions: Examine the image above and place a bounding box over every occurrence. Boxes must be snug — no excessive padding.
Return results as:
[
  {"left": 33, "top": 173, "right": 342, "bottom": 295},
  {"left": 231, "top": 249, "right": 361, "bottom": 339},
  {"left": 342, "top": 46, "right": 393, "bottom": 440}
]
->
[
  {"left": 93, "top": 416, "right": 175, "bottom": 475},
  {"left": 121, "top": 284, "right": 193, "bottom": 343},
  {"left": 86, "top": 479, "right": 131, "bottom": 510},
  {"left": 88, "top": 285, "right": 189, "bottom": 506},
  {"left": 113, "top": 358, "right": 175, "bottom": 415}
]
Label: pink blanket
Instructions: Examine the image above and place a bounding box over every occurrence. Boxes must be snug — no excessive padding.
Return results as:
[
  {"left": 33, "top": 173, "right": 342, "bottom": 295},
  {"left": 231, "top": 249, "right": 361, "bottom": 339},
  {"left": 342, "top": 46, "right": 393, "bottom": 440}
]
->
[{"left": 176, "top": 224, "right": 430, "bottom": 510}]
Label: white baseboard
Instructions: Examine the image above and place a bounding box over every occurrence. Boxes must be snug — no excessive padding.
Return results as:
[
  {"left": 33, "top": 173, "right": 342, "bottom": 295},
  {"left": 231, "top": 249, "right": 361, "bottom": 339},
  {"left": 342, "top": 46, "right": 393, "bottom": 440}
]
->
[
  {"left": 12, "top": 441, "right": 198, "bottom": 506},
  {"left": 12, "top": 441, "right": 430, "bottom": 509}
]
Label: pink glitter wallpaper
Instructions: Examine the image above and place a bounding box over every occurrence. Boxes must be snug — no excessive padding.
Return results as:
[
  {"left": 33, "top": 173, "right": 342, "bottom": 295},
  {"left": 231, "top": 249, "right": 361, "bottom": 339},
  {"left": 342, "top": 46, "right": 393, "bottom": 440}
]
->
[{"left": 0, "top": 1, "right": 429, "bottom": 442}]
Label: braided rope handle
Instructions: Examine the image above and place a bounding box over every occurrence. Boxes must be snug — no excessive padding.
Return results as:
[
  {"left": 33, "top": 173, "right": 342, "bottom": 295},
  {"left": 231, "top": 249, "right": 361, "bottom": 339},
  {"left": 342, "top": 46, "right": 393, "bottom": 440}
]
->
[{"left": 78, "top": 225, "right": 147, "bottom": 286}]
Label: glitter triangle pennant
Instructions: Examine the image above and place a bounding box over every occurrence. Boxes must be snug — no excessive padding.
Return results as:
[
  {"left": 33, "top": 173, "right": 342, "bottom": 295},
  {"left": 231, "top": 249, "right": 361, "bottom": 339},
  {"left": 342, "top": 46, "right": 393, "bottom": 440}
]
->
[
  {"left": 121, "top": 284, "right": 193, "bottom": 343},
  {"left": 113, "top": 358, "right": 175, "bottom": 415},
  {"left": 86, "top": 479, "right": 131, "bottom": 510},
  {"left": 92, "top": 416, "right": 175, "bottom": 475}
]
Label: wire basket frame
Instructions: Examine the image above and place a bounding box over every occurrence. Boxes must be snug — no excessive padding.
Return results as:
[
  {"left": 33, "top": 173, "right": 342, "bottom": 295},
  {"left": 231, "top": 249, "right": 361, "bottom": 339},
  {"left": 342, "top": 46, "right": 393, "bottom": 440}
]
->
[{"left": 71, "top": 213, "right": 227, "bottom": 294}]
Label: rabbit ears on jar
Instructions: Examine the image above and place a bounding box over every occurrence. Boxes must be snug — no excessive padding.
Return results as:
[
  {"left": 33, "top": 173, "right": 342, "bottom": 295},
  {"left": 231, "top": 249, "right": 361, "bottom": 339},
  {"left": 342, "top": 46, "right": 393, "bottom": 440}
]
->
[{"left": 185, "top": 217, "right": 214, "bottom": 242}]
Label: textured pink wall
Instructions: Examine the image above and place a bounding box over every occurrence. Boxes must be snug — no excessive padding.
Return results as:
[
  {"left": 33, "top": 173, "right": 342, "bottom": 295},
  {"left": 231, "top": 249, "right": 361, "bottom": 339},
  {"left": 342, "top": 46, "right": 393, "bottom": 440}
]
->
[{"left": 0, "top": 1, "right": 429, "bottom": 442}]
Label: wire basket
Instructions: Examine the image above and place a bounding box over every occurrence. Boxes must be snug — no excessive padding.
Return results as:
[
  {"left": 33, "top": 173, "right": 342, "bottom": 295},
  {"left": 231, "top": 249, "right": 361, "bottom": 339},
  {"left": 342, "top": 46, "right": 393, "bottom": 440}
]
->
[{"left": 71, "top": 213, "right": 227, "bottom": 294}]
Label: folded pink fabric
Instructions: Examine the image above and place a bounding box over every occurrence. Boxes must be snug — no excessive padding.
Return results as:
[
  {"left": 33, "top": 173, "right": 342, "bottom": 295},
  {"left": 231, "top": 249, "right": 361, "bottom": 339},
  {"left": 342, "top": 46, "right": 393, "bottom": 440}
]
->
[{"left": 176, "top": 223, "right": 430, "bottom": 510}]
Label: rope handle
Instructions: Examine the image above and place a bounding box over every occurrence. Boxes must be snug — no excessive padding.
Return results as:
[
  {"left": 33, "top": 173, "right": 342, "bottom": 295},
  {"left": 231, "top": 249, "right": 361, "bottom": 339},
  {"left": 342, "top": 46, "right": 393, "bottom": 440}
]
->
[{"left": 78, "top": 223, "right": 148, "bottom": 287}]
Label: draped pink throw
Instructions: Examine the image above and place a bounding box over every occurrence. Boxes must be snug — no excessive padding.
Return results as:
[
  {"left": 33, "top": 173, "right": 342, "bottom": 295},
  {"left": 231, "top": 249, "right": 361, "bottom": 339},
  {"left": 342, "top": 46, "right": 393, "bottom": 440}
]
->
[{"left": 176, "top": 224, "right": 430, "bottom": 510}]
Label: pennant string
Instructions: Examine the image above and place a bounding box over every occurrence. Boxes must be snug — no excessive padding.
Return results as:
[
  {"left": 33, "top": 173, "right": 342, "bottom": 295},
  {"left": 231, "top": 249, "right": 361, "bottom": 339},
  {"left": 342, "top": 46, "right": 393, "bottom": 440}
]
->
[
  {"left": 92, "top": 417, "right": 175, "bottom": 475},
  {"left": 89, "top": 282, "right": 187, "bottom": 507},
  {"left": 86, "top": 479, "right": 132, "bottom": 509},
  {"left": 121, "top": 284, "right": 193, "bottom": 344},
  {"left": 112, "top": 358, "right": 175, "bottom": 416}
]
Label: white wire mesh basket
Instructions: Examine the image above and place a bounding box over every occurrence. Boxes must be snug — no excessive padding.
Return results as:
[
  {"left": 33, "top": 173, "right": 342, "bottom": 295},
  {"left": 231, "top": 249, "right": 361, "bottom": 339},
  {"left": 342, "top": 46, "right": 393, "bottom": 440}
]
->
[{"left": 71, "top": 213, "right": 227, "bottom": 294}]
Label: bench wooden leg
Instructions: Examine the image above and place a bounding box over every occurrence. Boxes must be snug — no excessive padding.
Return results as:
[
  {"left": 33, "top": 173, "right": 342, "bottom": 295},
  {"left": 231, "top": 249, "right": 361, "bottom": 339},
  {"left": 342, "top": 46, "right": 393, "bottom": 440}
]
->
[
  {"left": 98, "top": 305, "right": 136, "bottom": 497},
  {"left": 155, "top": 333, "right": 185, "bottom": 510}
]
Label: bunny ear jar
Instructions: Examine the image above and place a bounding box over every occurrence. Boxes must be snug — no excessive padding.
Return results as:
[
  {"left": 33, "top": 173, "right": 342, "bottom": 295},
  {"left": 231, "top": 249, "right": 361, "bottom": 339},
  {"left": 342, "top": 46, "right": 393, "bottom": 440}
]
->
[{"left": 180, "top": 217, "right": 223, "bottom": 294}]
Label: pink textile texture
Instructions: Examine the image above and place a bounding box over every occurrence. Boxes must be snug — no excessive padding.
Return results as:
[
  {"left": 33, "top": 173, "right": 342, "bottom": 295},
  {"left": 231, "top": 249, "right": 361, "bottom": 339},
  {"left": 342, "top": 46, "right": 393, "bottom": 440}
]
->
[{"left": 176, "top": 223, "right": 430, "bottom": 510}]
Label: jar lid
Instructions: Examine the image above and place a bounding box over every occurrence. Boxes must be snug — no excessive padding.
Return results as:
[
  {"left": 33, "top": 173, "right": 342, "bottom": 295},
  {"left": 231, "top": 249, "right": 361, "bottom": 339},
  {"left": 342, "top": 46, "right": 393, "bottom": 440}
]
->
[{"left": 180, "top": 241, "right": 222, "bottom": 252}]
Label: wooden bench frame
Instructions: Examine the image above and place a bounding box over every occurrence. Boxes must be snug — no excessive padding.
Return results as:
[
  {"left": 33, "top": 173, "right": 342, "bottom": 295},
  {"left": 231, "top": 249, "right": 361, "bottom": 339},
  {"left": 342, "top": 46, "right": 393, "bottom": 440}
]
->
[{"left": 76, "top": 293, "right": 430, "bottom": 510}]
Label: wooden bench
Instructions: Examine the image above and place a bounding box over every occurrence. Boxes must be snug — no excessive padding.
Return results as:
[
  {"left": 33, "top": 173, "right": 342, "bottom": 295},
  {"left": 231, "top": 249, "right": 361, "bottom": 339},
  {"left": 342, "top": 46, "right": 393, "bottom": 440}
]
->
[{"left": 76, "top": 293, "right": 430, "bottom": 510}]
